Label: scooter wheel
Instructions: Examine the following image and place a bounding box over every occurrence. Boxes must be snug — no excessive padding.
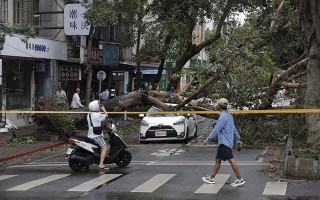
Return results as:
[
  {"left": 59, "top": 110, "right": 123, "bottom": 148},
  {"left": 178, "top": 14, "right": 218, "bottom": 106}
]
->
[
  {"left": 69, "top": 158, "right": 85, "bottom": 171},
  {"left": 115, "top": 150, "right": 132, "bottom": 167}
]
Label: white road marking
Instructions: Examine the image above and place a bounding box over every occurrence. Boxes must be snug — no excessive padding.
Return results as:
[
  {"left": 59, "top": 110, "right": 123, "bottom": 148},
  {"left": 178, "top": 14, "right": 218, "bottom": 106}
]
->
[
  {"left": 7, "top": 160, "right": 270, "bottom": 168},
  {"left": 67, "top": 174, "right": 121, "bottom": 192},
  {"left": 131, "top": 174, "right": 175, "bottom": 193},
  {"left": 6, "top": 174, "right": 70, "bottom": 191},
  {"left": 150, "top": 149, "right": 185, "bottom": 156},
  {"left": 195, "top": 174, "right": 230, "bottom": 194},
  {"left": 8, "top": 163, "right": 69, "bottom": 168},
  {"left": 132, "top": 160, "right": 270, "bottom": 166},
  {"left": 186, "top": 144, "right": 219, "bottom": 147},
  {"left": 0, "top": 175, "right": 18, "bottom": 181},
  {"left": 262, "top": 182, "right": 287, "bottom": 195}
]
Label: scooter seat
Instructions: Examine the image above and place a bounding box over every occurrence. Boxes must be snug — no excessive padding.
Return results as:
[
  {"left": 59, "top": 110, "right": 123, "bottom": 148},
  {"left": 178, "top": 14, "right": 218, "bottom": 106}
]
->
[{"left": 71, "top": 134, "right": 98, "bottom": 146}]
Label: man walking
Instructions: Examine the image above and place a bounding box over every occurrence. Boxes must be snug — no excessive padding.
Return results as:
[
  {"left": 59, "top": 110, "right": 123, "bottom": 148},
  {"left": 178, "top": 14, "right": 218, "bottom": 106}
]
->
[
  {"left": 70, "top": 88, "right": 84, "bottom": 109},
  {"left": 202, "top": 98, "right": 245, "bottom": 187}
]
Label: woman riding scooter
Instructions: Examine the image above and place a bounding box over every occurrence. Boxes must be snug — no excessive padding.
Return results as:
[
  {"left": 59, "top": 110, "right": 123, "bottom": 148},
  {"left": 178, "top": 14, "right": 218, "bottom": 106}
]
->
[{"left": 87, "top": 100, "right": 109, "bottom": 169}]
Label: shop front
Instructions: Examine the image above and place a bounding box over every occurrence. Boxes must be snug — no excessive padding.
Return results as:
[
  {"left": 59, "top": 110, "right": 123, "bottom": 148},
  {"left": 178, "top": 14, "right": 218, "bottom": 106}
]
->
[{"left": 0, "top": 34, "right": 67, "bottom": 127}]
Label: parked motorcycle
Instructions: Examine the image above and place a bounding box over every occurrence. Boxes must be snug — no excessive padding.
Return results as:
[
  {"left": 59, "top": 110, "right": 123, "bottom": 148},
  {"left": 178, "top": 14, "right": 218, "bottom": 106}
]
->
[{"left": 65, "top": 122, "right": 132, "bottom": 171}]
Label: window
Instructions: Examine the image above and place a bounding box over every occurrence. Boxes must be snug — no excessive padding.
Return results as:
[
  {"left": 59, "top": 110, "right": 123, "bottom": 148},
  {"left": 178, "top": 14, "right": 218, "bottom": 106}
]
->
[
  {"left": 0, "top": 0, "right": 8, "bottom": 23},
  {"left": 13, "top": 0, "right": 24, "bottom": 25},
  {"left": 13, "top": 0, "right": 37, "bottom": 28}
]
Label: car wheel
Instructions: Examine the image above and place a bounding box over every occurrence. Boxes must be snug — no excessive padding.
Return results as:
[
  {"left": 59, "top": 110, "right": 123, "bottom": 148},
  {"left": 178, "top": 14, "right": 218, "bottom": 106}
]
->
[
  {"left": 184, "top": 128, "right": 189, "bottom": 144},
  {"left": 194, "top": 125, "right": 198, "bottom": 137}
]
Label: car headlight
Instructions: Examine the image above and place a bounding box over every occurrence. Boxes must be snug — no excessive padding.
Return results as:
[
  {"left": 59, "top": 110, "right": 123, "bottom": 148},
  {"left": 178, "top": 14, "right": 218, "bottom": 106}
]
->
[
  {"left": 140, "top": 120, "right": 149, "bottom": 126},
  {"left": 173, "top": 119, "right": 184, "bottom": 125}
]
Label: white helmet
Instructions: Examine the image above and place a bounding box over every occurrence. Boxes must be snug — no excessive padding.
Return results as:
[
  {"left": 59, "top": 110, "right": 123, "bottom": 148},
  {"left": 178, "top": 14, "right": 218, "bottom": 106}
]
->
[{"left": 88, "top": 100, "right": 100, "bottom": 112}]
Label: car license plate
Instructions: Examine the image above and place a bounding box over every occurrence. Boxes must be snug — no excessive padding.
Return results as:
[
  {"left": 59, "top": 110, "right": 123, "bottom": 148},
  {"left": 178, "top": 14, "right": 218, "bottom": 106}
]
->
[{"left": 155, "top": 131, "right": 166, "bottom": 137}]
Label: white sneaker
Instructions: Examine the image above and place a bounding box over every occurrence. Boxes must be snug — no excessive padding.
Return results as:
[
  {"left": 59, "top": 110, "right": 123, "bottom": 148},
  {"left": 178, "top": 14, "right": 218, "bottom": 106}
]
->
[
  {"left": 231, "top": 178, "right": 245, "bottom": 186},
  {"left": 202, "top": 175, "right": 215, "bottom": 184}
]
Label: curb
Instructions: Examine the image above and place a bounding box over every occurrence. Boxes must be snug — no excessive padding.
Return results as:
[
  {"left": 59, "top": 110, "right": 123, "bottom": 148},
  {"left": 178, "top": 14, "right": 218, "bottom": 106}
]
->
[
  {"left": 0, "top": 141, "right": 66, "bottom": 162},
  {"left": 283, "top": 137, "right": 320, "bottom": 179}
]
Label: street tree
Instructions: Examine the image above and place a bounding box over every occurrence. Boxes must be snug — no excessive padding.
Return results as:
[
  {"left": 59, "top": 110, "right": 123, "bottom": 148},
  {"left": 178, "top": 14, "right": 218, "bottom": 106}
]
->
[{"left": 299, "top": 0, "right": 320, "bottom": 147}]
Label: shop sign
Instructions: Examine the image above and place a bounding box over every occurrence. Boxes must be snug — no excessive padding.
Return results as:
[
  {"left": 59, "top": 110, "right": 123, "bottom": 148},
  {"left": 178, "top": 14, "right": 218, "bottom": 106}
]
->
[
  {"left": 64, "top": 3, "right": 91, "bottom": 36},
  {"left": 60, "top": 66, "right": 81, "bottom": 80},
  {"left": 0, "top": 34, "right": 67, "bottom": 60},
  {"left": 85, "top": 48, "right": 103, "bottom": 65}
]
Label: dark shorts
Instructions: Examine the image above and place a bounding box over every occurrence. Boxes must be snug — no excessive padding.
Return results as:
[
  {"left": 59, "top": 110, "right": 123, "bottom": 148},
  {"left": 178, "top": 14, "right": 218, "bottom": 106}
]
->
[{"left": 216, "top": 144, "right": 234, "bottom": 161}]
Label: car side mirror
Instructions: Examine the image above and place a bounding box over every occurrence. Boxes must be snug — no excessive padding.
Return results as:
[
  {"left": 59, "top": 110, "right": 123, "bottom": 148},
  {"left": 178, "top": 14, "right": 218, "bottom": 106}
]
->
[{"left": 139, "top": 114, "right": 145, "bottom": 118}]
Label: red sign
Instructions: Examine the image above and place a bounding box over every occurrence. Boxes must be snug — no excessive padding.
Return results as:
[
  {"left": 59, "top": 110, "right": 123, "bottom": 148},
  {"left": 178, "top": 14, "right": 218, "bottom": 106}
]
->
[
  {"left": 85, "top": 48, "right": 103, "bottom": 65},
  {"left": 113, "top": 71, "right": 124, "bottom": 81}
]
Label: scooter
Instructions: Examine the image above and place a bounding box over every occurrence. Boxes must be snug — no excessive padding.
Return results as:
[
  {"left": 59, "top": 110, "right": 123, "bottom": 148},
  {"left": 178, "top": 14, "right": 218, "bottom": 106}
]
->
[{"left": 65, "top": 122, "right": 132, "bottom": 171}]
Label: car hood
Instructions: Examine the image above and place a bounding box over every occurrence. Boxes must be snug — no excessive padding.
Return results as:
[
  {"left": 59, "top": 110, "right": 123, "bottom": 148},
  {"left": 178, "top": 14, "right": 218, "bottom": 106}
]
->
[{"left": 142, "top": 116, "right": 184, "bottom": 124}]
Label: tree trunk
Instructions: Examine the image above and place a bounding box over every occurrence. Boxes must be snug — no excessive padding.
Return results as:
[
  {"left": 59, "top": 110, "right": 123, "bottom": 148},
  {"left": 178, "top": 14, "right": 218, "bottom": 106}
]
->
[
  {"left": 153, "top": 35, "right": 172, "bottom": 89},
  {"left": 153, "top": 57, "right": 165, "bottom": 89},
  {"left": 85, "top": 34, "right": 93, "bottom": 107},
  {"left": 135, "top": 23, "right": 142, "bottom": 90},
  {"left": 299, "top": 0, "right": 320, "bottom": 147}
]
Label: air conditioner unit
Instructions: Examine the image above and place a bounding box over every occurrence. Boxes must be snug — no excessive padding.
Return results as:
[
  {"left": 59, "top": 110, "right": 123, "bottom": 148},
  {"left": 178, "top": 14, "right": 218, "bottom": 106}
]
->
[{"left": 35, "top": 63, "right": 45, "bottom": 72}]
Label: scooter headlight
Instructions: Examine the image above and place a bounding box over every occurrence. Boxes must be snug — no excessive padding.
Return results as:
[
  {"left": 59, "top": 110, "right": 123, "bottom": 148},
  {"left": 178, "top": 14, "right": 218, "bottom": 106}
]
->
[{"left": 141, "top": 120, "right": 149, "bottom": 126}]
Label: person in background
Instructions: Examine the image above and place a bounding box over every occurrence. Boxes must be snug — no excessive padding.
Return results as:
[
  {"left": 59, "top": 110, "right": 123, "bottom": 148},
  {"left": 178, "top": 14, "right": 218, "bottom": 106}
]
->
[
  {"left": 202, "top": 98, "right": 245, "bottom": 187},
  {"left": 87, "top": 100, "right": 109, "bottom": 169},
  {"left": 108, "top": 89, "right": 116, "bottom": 100},
  {"left": 100, "top": 88, "right": 109, "bottom": 101},
  {"left": 90, "top": 89, "right": 97, "bottom": 101},
  {"left": 55, "top": 85, "right": 67, "bottom": 105},
  {"left": 107, "top": 88, "right": 118, "bottom": 124},
  {"left": 70, "top": 88, "right": 84, "bottom": 109}
]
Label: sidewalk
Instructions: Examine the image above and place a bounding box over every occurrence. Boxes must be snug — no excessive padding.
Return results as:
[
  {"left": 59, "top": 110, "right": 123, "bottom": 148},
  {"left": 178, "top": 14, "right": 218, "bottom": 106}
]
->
[{"left": 0, "top": 124, "right": 65, "bottom": 162}]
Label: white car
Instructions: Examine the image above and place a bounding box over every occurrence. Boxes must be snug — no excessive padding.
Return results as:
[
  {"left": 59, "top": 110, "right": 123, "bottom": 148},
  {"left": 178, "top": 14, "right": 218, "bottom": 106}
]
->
[{"left": 139, "top": 106, "right": 197, "bottom": 143}]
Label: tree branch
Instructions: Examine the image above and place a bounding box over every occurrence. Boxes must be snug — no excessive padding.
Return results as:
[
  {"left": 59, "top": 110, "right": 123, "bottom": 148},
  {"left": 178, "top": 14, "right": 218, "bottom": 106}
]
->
[{"left": 258, "top": 57, "right": 308, "bottom": 109}]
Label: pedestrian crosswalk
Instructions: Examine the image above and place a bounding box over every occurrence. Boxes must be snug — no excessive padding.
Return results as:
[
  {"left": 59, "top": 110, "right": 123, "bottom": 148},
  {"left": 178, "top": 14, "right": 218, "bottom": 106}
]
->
[
  {"left": 131, "top": 174, "right": 175, "bottom": 193},
  {"left": 195, "top": 174, "right": 230, "bottom": 194},
  {"left": 0, "top": 174, "right": 287, "bottom": 195},
  {"left": 6, "top": 174, "right": 70, "bottom": 191},
  {"left": 68, "top": 174, "right": 121, "bottom": 192},
  {"left": 262, "top": 182, "right": 288, "bottom": 195}
]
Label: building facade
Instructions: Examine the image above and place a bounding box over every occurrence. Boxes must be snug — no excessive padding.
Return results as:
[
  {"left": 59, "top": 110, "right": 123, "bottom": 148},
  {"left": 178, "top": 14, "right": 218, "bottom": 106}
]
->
[
  {"left": 0, "top": 0, "right": 69, "bottom": 127},
  {"left": 0, "top": 0, "right": 136, "bottom": 128}
]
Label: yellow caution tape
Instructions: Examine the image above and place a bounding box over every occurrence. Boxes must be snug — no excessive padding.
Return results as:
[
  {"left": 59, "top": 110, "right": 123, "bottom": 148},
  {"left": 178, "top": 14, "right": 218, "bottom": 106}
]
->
[{"left": 1, "top": 109, "right": 320, "bottom": 115}]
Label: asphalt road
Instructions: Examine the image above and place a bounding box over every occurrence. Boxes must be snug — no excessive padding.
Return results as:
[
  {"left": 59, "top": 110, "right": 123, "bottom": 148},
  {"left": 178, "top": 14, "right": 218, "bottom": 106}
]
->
[{"left": 1, "top": 117, "right": 320, "bottom": 200}]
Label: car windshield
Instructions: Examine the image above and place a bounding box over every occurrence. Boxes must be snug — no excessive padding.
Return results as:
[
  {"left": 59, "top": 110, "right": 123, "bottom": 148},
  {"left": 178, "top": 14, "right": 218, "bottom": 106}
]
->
[{"left": 146, "top": 106, "right": 177, "bottom": 117}]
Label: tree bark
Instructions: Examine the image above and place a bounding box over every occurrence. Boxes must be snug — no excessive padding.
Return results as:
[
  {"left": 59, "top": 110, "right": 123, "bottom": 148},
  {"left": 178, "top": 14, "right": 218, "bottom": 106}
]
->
[
  {"left": 299, "top": 0, "right": 320, "bottom": 147},
  {"left": 100, "top": 90, "right": 212, "bottom": 110},
  {"left": 135, "top": 27, "right": 142, "bottom": 90},
  {"left": 85, "top": 33, "right": 93, "bottom": 107}
]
